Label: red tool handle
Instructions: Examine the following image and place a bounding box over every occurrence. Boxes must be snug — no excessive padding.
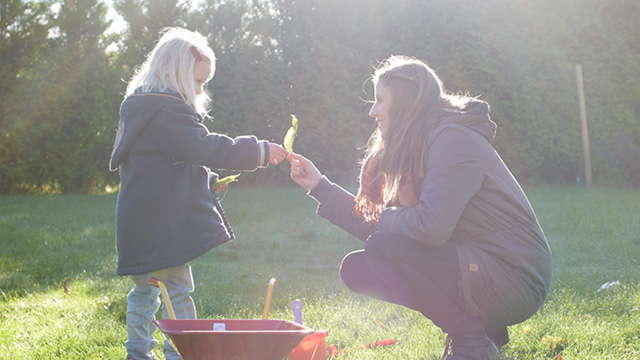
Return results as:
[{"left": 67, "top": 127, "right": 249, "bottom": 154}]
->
[
  {"left": 363, "top": 338, "right": 395, "bottom": 348},
  {"left": 328, "top": 338, "right": 395, "bottom": 356}
]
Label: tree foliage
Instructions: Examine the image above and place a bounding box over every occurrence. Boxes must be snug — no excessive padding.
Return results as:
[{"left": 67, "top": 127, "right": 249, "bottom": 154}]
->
[{"left": 0, "top": 0, "right": 639, "bottom": 193}]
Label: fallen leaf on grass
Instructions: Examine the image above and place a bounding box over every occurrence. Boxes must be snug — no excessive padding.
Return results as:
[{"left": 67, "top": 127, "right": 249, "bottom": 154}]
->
[
  {"left": 63, "top": 278, "right": 71, "bottom": 295},
  {"left": 598, "top": 281, "right": 620, "bottom": 292},
  {"left": 522, "top": 325, "right": 532, "bottom": 335},
  {"left": 542, "top": 335, "right": 566, "bottom": 351},
  {"left": 376, "top": 320, "right": 389, "bottom": 329}
]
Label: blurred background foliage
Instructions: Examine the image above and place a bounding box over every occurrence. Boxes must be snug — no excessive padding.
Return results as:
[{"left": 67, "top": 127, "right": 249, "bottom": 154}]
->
[{"left": 1, "top": 0, "right": 639, "bottom": 193}]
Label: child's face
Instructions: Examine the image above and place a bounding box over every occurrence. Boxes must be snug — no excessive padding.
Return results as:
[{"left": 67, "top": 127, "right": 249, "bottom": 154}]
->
[{"left": 194, "top": 61, "right": 212, "bottom": 95}]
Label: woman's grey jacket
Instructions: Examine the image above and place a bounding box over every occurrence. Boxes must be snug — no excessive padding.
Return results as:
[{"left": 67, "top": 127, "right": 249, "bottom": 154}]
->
[{"left": 308, "top": 100, "right": 552, "bottom": 326}]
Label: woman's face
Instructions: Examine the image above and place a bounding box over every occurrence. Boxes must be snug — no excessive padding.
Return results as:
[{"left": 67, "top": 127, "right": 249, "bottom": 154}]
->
[{"left": 369, "top": 81, "right": 393, "bottom": 140}]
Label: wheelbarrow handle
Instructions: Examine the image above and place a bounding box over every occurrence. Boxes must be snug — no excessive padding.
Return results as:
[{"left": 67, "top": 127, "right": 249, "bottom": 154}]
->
[
  {"left": 262, "top": 278, "right": 277, "bottom": 320},
  {"left": 149, "top": 277, "right": 176, "bottom": 320}
]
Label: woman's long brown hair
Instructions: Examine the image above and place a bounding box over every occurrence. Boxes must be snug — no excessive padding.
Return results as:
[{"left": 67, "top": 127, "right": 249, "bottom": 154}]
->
[{"left": 363, "top": 56, "right": 471, "bottom": 203}]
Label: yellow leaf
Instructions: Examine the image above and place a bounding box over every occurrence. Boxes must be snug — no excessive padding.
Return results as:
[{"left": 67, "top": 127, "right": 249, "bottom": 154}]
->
[
  {"left": 212, "top": 174, "right": 241, "bottom": 189},
  {"left": 542, "top": 335, "right": 567, "bottom": 351},
  {"left": 283, "top": 114, "right": 299, "bottom": 153},
  {"left": 523, "top": 325, "right": 532, "bottom": 335}
]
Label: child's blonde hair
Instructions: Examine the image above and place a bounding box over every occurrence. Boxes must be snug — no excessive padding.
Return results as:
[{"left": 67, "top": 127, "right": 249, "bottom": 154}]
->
[{"left": 125, "top": 27, "right": 216, "bottom": 117}]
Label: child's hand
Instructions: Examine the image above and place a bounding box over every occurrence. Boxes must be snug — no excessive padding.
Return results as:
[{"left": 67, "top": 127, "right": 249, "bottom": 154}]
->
[
  {"left": 268, "top": 142, "right": 288, "bottom": 166},
  {"left": 288, "top": 152, "right": 322, "bottom": 190}
]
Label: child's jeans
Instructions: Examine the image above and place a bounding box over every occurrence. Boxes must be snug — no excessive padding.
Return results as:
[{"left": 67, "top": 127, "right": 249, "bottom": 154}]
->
[{"left": 125, "top": 263, "right": 196, "bottom": 360}]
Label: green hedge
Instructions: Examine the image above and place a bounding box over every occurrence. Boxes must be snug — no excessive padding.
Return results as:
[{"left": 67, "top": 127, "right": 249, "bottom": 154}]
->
[{"left": 1, "top": 0, "right": 638, "bottom": 193}]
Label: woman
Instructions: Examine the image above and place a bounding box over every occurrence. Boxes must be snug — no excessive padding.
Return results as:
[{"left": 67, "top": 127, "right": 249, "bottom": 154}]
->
[{"left": 288, "top": 55, "right": 552, "bottom": 360}]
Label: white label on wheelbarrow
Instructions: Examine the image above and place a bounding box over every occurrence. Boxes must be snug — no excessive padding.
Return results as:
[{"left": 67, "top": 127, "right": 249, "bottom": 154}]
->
[{"left": 213, "top": 323, "right": 226, "bottom": 331}]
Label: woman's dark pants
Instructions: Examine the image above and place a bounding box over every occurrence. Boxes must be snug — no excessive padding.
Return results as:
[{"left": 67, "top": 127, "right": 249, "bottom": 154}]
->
[{"left": 339, "top": 230, "right": 479, "bottom": 336}]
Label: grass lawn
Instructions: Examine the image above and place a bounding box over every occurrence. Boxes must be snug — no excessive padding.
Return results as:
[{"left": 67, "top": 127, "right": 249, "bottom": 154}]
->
[{"left": 0, "top": 185, "right": 639, "bottom": 359}]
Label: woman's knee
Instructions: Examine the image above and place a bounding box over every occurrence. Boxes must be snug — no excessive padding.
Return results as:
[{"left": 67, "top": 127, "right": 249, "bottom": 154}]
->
[
  {"left": 364, "top": 230, "right": 400, "bottom": 262},
  {"left": 339, "top": 250, "right": 365, "bottom": 285}
]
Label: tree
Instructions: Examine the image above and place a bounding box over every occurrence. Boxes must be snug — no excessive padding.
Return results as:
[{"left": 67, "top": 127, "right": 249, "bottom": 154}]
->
[
  {"left": 0, "top": 0, "right": 49, "bottom": 192},
  {"left": 2, "top": 0, "right": 122, "bottom": 193},
  {"left": 1, "top": 0, "right": 639, "bottom": 192},
  {"left": 113, "top": 0, "right": 189, "bottom": 75}
]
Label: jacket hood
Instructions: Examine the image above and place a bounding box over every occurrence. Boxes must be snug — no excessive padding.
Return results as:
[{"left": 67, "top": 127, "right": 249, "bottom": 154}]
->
[
  {"left": 433, "top": 99, "right": 496, "bottom": 143},
  {"left": 109, "top": 91, "right": 185, "bottom": 171}
]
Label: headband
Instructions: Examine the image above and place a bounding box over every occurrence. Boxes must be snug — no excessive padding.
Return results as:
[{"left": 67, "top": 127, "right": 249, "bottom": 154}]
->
[{"left": 190, "top": 45, "right": 204, "bottom": 61}]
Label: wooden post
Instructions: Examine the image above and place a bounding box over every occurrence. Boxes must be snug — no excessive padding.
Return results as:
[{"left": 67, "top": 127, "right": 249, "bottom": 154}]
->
[{"left": 576, "top": 63, "right": 592, "bottom": 185}]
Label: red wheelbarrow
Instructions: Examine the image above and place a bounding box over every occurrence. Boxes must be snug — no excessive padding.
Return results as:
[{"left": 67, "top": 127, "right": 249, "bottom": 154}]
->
[
  {"left": 153, "top": 318, "right": 314, "bottom": 360},
  {"left": 150, "top": 277, "right": 315, "bottom": 360}
]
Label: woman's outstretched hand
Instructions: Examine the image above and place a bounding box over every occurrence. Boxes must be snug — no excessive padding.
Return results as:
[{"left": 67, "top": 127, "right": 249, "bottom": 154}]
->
[{"left": 288, "top": 152, "right": 322, "bottom": 190}]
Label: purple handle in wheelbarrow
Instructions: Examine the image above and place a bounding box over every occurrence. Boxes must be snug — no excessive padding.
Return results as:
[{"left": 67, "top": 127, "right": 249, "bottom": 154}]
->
[{"left": 291, "top": 299, "right": 303, "bottom": 325}]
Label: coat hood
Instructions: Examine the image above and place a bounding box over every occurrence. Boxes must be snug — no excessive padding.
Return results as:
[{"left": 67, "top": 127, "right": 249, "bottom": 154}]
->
[
  {"left": 109, "top": 91, "right": 186, "bottom": 171},
  {"left": 433, "top": 99, "right": 496, "bottom": 143}
]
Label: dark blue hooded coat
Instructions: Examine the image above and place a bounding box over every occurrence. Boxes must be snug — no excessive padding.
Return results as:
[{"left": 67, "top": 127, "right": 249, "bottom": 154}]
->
[{"left": 109, "top": 91, "right": 269, "bottom": 275}]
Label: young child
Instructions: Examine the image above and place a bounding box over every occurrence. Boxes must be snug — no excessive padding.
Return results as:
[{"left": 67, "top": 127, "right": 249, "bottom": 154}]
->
[{"left": 109, "top": 27, "right": 288, "bottom": 360}]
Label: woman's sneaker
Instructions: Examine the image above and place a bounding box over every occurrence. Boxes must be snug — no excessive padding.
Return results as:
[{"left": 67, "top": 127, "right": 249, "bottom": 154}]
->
[{"left": 441, "top": 333, "right": 499, "bottom": 360}]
